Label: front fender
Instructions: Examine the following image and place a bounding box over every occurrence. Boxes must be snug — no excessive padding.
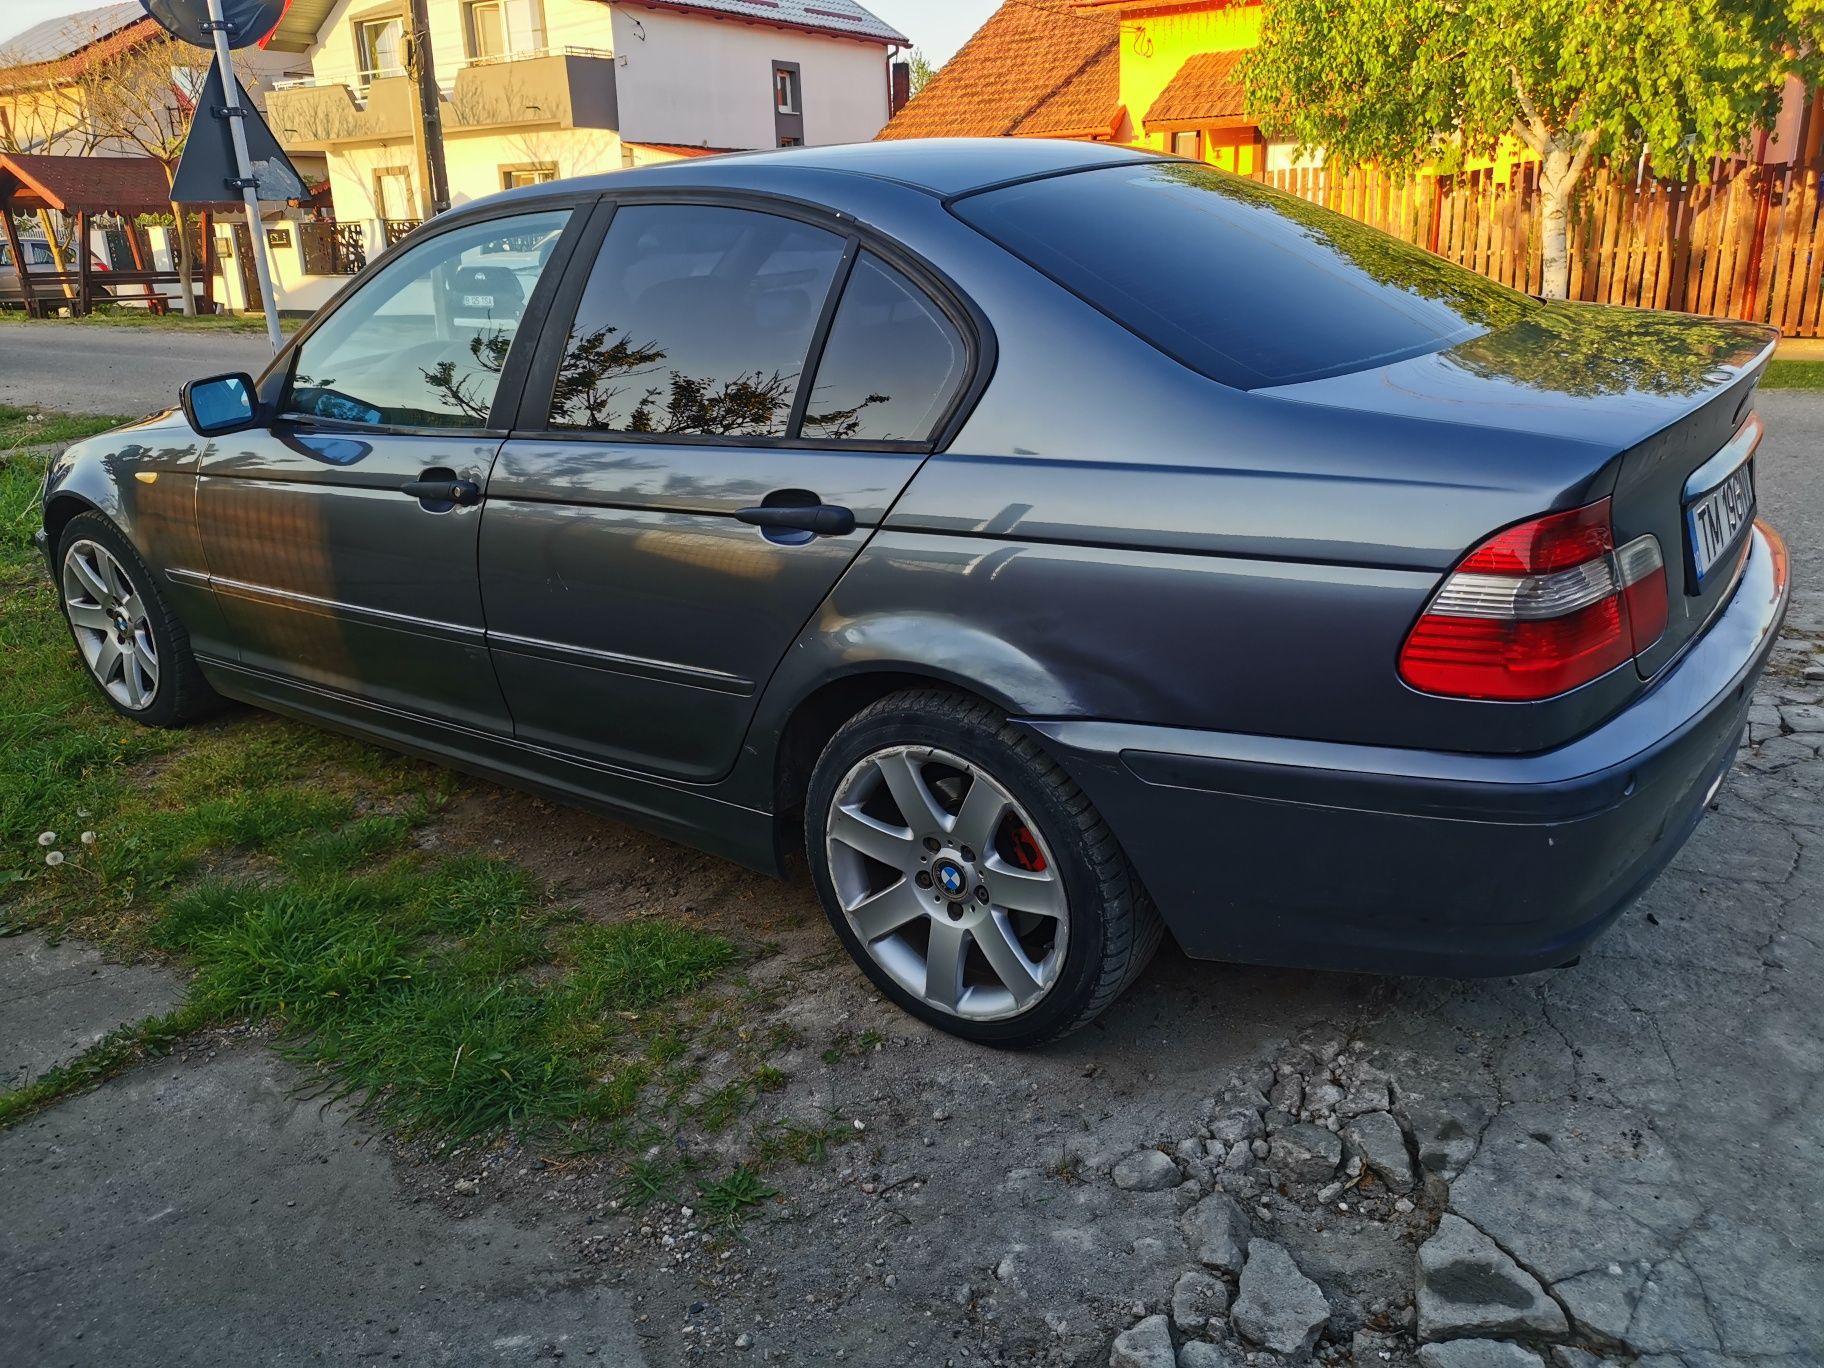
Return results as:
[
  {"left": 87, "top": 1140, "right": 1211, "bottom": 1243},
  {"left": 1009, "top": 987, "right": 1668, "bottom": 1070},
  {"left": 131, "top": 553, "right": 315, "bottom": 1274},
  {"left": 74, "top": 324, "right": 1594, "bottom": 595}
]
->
[{"left": 39, "top": 413, "right": 231, "bottom": 650}]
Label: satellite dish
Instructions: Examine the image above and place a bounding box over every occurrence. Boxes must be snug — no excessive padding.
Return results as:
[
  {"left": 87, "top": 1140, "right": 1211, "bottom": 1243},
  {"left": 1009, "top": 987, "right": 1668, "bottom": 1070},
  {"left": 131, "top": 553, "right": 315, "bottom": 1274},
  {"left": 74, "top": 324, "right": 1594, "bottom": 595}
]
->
[{"left": 139, "top": 0, "right": 291, "bottom": 50}]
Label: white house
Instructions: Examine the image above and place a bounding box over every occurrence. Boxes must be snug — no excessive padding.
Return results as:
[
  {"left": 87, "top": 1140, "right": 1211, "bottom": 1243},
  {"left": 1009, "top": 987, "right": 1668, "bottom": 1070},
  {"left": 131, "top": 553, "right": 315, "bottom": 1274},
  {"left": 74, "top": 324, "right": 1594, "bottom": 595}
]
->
[{"left": 264, "top": 0, "right": 910, "bottom": 243}]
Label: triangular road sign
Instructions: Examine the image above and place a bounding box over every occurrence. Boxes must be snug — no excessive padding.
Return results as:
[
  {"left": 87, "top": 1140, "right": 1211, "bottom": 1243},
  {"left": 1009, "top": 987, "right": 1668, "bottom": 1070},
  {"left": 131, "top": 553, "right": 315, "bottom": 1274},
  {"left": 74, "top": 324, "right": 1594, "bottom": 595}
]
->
[{"left": 170, "top": 53, "right": 305, "bottom": 205}]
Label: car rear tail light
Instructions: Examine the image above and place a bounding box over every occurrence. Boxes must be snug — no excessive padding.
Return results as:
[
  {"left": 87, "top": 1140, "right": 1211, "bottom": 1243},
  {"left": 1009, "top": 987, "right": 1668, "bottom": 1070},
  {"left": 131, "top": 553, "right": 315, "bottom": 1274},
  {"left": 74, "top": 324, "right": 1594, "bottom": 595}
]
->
[{"left": 1399, "top": 498, "right": 1669, "bottom": 701}]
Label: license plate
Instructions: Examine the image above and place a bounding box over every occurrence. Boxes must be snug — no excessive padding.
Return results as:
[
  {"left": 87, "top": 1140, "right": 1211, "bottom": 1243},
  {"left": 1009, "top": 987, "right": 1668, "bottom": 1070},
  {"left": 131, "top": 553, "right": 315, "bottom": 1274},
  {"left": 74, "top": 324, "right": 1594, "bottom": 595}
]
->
[{"left": 1686, "top": 460, "right": 1754, "bottom": 584}]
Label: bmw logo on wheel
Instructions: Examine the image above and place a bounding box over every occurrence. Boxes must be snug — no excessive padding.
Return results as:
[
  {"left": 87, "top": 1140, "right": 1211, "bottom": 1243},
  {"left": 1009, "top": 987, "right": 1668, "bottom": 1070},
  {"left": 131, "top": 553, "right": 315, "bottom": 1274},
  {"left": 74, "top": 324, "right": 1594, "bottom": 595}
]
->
[{"left": 935, "top": 861, "right": 966, "bottom": 898}]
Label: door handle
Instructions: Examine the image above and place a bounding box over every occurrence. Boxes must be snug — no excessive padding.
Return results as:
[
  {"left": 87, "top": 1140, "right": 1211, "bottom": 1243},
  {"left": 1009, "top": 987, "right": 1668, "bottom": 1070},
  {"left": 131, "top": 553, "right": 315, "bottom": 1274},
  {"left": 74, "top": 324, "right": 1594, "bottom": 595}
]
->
[
  {"left": 402, "top": 477, "right": 481, "bottom": 506},
  {"left": 735, "top": 503, "right": 856, "bottom": 537}
]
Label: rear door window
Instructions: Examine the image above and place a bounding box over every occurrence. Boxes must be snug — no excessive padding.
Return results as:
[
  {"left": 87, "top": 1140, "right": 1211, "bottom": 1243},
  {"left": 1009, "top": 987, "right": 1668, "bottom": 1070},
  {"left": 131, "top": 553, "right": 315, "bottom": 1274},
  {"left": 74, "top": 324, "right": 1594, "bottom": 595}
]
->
[
  {"left": 953, "top": 161, "right": 1537, "bottom": 389},
  {"left": 800, "top": 253, "right": 968, "bottom": 442},
  {"left": 548, "top": 204, "right": 846, "bottom": 437}
]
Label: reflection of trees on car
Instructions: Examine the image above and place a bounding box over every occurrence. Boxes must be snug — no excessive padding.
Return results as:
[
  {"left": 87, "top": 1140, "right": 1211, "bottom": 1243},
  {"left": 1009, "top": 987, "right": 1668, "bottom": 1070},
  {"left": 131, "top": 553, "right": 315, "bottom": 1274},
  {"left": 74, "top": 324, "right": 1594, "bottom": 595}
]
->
[
  {"left": 419, "top": 330, "right": 514, "bottom": 423},
  {"left": 1161, "top": 165, "right": 1765, "bottom": 399},
  {"left": 1160, "top": 164, "right": 1533, "bottom": 334},
  {"left": 1447, "top": 304, "right": 1768, "bottom": 399},
  {"left": 548, "top": 323, "right": 886, "bottom": 438}
]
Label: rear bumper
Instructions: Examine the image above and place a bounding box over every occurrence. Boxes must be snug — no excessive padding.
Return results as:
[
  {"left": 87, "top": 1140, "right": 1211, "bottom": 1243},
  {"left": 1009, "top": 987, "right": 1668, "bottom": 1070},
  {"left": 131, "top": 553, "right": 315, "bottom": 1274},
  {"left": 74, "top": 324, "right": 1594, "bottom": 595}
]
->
[{"left": 1022, "top": 522, "right": 1790, "bottom": 977}]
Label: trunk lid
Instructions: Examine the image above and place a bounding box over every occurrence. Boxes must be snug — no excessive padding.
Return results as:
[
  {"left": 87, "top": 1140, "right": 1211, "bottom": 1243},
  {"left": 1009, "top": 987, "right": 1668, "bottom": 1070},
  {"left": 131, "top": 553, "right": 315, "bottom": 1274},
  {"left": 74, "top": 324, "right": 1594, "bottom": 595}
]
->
[{"left": 1257, "top": 302, "right": 1777, "bottom": 684}]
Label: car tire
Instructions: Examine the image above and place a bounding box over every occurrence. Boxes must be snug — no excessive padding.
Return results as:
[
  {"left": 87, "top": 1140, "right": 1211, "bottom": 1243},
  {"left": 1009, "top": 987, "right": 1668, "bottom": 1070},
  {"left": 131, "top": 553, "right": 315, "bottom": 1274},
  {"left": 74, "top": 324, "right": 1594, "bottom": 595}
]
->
[
  {"left": 56, "top": 511, "right": 219, "bottom": 728},
  {"left": 805, "top": 688, "right": 1162, "bottom": 1047}
]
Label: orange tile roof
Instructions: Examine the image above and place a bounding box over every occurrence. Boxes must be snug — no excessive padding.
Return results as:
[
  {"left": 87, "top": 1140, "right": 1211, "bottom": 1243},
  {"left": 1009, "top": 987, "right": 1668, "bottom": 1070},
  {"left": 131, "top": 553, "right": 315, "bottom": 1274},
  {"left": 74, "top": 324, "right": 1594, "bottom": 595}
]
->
[
  {"left": 628, "top": 143, "right": 742, "bottom": 157},
  {"left": 1145, "top": 49, "right": 1249, "bottom": 128},
  {"left": 1013, "top": 41, "right": 1122, "bottom": 137},
  {"left": 878, "top": 0, "right": 1119, "bottom": 141}
]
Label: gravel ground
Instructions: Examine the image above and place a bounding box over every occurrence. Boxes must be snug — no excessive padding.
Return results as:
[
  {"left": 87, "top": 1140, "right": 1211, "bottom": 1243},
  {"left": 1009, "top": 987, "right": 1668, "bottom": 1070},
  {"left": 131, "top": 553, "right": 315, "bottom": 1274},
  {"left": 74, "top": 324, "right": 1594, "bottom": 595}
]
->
[{"left": 0, "top": 390, "right": 1819, "bottom": 1368}]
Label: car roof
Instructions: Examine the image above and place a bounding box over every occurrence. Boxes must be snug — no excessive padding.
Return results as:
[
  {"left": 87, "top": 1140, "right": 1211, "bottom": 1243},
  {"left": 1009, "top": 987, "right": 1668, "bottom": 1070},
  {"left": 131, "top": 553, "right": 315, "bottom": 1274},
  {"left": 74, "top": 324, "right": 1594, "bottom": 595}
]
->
[{"left": 458, "top": 138, "right": 1159, "bottom": 216}]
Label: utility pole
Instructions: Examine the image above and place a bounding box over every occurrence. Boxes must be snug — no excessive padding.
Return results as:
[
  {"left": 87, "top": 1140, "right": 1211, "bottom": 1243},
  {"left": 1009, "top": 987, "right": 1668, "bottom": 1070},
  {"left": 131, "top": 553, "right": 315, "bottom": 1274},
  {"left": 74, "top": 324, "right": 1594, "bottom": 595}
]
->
[
  {"left": 407, "top": 0, "right": 452, "bottom": 219},
  {"left": 203, "top": 0, "right": 283, "bottom": 350}
]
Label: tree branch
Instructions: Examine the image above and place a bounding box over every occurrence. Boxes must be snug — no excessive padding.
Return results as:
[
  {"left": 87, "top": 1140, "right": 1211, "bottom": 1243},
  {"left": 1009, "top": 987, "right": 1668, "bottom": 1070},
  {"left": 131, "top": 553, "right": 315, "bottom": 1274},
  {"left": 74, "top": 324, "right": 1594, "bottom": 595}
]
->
[{"left": 1509, "top": 65, "right": 1549, "bottom": 147}]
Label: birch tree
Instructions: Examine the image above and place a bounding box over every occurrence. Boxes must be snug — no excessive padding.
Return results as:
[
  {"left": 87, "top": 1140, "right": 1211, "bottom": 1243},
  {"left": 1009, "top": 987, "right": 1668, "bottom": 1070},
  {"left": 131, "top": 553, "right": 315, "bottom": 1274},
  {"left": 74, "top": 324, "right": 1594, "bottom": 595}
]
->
[{"left": 1244, "top": 0, "right": 1824, "bottom": 299}]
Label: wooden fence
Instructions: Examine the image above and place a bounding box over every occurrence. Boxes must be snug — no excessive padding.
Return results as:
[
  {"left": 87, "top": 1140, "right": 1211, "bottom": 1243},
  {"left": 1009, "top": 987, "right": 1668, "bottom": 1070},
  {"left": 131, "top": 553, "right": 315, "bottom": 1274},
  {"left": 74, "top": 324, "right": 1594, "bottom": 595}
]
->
[{"left": 1261, "top": 153, "right": 1824, "bottom": 337}]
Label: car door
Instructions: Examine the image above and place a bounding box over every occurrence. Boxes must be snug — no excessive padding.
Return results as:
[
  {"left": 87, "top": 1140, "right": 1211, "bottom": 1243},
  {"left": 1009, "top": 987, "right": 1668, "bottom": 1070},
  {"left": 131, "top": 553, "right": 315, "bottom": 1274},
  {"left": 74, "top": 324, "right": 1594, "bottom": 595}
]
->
[
  {"left": 195, "top": 203, "right": 580, "bottom": 733},
  {"left": 479, "top": 200, "right": 977, "bottom": 780}
]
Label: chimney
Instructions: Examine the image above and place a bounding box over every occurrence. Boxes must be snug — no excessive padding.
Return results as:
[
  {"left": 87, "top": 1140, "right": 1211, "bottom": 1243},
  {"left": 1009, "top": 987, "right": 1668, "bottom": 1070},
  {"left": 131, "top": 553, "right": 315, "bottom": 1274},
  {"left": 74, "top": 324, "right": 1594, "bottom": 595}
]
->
[{"left": 890, "top": 60, "right": 911, "bottom": 115}]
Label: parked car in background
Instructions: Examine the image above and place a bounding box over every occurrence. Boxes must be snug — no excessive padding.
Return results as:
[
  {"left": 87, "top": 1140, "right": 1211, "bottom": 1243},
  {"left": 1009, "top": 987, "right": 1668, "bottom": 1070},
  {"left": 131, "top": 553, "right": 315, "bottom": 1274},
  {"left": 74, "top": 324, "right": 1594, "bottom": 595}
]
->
[
  {"left": 35, "top": 141, "right": 1789, "bottom": 1046},
  {"left": 0, "top": 235, "right": 114, "bottom": 306}
]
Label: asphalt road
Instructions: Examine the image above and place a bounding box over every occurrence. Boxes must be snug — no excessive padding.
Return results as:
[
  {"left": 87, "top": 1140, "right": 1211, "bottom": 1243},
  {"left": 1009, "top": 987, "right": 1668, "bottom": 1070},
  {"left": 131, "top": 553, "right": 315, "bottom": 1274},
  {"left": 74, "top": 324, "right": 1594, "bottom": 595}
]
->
[{"left": 0, "top": 323, "right": 274, "bottom": 418}]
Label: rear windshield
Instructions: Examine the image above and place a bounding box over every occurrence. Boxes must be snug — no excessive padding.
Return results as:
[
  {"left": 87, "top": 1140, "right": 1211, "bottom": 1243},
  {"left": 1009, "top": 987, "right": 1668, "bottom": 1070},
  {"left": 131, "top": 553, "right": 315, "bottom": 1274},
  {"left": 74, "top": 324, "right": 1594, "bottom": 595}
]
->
[{"left": 953, "top": 161, "right": 1538, "bottom": 390}]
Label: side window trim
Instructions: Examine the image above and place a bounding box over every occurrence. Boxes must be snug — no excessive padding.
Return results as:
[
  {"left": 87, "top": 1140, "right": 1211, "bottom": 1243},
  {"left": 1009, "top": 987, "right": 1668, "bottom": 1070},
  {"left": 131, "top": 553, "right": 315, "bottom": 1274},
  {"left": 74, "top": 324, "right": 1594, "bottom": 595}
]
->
[
  {"left": 256, "top": 194, "right": 599, "bottom": 436},
  {"left": 783, "top": 236, "right": 860, "bottom": 440},
  {"left": 511, "top": 189, "right": 995, "bottom": 454},
  {"left": 511, "top": 197, "right": 619, "bottom": 434}
]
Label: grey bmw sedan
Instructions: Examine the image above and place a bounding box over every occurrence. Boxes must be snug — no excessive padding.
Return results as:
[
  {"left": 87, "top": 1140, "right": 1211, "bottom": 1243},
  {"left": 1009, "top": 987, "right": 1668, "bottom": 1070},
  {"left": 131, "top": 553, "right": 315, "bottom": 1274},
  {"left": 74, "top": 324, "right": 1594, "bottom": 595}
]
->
[{"left": 37, "top": 140, "right": 1789, "bottom": 1045}]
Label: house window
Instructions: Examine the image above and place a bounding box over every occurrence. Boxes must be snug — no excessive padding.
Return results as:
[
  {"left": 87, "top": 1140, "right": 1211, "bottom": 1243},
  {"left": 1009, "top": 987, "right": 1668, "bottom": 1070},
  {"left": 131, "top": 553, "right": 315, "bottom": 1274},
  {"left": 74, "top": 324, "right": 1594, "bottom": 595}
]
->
[
  {"left": 466, "top": 0, "right": 507, "bottom": 59},
  {"left": 501, "top": 164, "right": 557, "bottom": 189},
  {"left": 374, "top": 166, "right": 417, "bottom": 221},
  {"left": 355, "top": 16, "right": 406, "bottom": 86},
  {"left": 774, "top": 66, "right": 801, "bottom": 115},
  {"left": 778, "top": 136, "right": 802, "bottom": 147},
  {"left": 1172, "top": 131, "right": 1203, "bottom": 161}
]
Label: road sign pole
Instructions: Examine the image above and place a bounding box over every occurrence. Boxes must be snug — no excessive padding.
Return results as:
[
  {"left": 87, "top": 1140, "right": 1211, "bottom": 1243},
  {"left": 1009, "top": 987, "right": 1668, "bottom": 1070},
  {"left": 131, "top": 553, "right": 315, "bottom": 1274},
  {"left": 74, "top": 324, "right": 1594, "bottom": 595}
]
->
[{"left": 204, "top": 0, "right": 283, "bottom": 352}]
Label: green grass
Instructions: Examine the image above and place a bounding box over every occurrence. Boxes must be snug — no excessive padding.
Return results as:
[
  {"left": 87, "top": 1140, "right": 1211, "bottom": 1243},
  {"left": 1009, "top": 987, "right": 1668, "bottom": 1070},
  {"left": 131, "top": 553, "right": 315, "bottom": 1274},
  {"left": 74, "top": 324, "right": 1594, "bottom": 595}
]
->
[
  {"left": 0, "top": 309, "right": 301, "bottom": 334},
  {"left": 0, "top": 405, "right": 131, "bottom": 453},
  {"left": 697, "top": 1165, "right": 778, "bottom": 1225},
  {"left": 0, "top": 436, "right": 776, "bottom": 1171},
  {"left": 1762, "top": 359, "right": 1824, "bottom": 390}
]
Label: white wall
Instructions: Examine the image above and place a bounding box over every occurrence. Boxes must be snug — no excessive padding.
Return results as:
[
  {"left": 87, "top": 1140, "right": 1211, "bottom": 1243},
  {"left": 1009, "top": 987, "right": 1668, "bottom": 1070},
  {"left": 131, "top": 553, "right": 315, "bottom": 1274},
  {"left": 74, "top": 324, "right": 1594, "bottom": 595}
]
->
[{"left": 609, "top": 5, "right": 888, "bottom": 148}]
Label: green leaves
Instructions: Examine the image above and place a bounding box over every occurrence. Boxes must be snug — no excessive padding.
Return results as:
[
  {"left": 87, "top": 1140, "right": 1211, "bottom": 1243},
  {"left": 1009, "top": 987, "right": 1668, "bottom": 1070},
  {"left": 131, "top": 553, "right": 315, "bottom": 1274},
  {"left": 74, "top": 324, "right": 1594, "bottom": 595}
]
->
[{"left": 1245, "top": 0, "right": 1824, "bottom": 178}]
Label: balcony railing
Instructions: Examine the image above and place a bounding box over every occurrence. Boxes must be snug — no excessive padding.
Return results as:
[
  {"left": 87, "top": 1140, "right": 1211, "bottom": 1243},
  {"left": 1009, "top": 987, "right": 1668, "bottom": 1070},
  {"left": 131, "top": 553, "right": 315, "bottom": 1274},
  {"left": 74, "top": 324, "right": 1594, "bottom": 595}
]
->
[
  {"left": 461, "top": 45, "right": 612, "bottom": 69},
  {"left": 270, "top": 48, "right": 618, "bottom": 149}
]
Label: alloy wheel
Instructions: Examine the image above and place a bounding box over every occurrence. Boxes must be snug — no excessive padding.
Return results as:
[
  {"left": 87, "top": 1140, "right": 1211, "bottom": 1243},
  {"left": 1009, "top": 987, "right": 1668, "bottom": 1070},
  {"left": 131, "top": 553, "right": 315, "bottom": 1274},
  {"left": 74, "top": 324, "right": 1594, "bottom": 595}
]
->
[
  {"left": 61, "top": 539, "right": 159, "bottom": 711},
  {"left": 825, "top": 745, "right": 1068, "bottom": 1022}
]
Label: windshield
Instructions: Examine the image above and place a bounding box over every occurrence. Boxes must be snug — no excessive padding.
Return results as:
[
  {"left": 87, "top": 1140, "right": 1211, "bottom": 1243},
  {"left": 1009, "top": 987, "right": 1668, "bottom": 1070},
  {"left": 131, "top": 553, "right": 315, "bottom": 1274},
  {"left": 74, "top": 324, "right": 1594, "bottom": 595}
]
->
[{"left": 952, "top": 161, "right": 1538, "bottom": 390}]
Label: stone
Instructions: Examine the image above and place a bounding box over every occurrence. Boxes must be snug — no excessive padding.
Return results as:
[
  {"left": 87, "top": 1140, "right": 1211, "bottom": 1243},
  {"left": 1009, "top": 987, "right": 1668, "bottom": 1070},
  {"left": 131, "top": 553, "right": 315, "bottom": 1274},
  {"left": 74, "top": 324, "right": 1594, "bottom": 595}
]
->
[
  {"left": 1269, "top": 1074, "right": 1304, "bottom": 1114},
  {"left": 1353, "top": 1328, "right": 1404, "bottom": 1362},
  {"left": 1304, "top": 1081, "right": 1345, "bottom": 1116},
  {"left": 1269, "top": 1123, "right": 1343, "bottom": 1184},
  {"left": 1110, "top": 1313, "right": 1175, "bottom": 1368},
  {"left": 1337, "top": 1079, "right": 1393, "bottom": 1119},
  {"left": 1417, "top": 1341, "right": 1546, "bottom": 1368},
  {"left": 1415, "top": 1214, "right": 1568, "bottom": 1341},
  {"left": 1114, "top": 1150, "right": 1183, "bottom": 1192},
  {"left": 1177, "top": 1343, "right": 1247, "bottom": 1368},
  {"left": 1221, "top": 1141, "right": 1252, "bottom": 1172},
  {"left": 1549, "top": 1350, "right": 1620, "bottom": 1368},
  {"left": 1250, "top": 1139, "right": 1270, "bottom": 1160},
  {"left": 1180, "top": 1193, "right": 1251, "bottom": 1274},
  {"left": 1207, "top": 1104, "right": 1266, "bottom": 1147},
  {"left": 1781, "top": 703, "right": 1824, "bottom": 733},
  {"left": 1231, "top": 1240, "right": 1329, "bottom": 1357},
  {"left": 1344, "top": 1111, "right": 1416, "bottom": 1193},
  {"left": 1403, "top": 1097, "right": 1490, "bottom": 1181},
  {"left": 1171, "top": 1269, "right": 1232, "bottom": 1332}
]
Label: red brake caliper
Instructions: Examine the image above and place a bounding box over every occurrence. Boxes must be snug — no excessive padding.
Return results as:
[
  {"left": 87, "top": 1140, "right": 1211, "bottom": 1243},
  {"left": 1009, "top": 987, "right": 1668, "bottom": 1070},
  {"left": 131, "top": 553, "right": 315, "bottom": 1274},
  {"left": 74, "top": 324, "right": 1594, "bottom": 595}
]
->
[{"left": 1005, "top": 819, "right": 1048, "bottom": 872}]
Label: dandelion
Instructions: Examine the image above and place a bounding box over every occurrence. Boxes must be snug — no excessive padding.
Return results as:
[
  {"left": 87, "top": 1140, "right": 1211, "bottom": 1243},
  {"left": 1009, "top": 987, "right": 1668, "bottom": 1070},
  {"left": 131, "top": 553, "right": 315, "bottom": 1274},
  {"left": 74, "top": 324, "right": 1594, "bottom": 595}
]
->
[
  {"left": 37, "top": 831, "right": 56, "bottom": 846},
  {"left": 45, "top": 851, "right": 64, "bottom": 867},
  {"left": 80, "top": 831, "right": 96, "bottom": 845}
]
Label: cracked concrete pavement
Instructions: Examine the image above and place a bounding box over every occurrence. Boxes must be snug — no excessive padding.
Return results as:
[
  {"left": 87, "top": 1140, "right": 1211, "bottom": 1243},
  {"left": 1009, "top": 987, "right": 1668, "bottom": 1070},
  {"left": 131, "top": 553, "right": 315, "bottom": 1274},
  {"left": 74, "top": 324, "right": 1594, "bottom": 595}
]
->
[{"left": 0, "top": 392, "right": 1819, "bottom": 1366}]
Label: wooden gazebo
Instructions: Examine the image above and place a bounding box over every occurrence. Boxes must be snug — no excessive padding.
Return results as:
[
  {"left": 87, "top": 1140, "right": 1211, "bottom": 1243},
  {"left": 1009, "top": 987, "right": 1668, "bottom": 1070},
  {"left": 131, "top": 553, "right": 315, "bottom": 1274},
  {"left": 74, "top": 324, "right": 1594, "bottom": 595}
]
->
[{"left": 0, "top": 153, "right": 224, "bottom": 316}]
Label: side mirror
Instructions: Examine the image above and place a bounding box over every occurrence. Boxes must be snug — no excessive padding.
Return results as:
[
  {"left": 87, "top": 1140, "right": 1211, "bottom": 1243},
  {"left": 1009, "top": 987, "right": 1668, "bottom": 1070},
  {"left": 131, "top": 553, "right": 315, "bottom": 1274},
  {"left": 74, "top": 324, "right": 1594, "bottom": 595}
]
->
[{"left": 180, "top": 372, "right": 260, "bottom": 436}]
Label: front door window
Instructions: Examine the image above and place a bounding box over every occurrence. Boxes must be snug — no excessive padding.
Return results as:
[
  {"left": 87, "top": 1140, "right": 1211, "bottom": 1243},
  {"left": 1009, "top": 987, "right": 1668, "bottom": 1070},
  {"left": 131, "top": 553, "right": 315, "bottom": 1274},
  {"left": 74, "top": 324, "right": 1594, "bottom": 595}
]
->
[{"left": 288, "top": 209, "right": 571, "bottom": 429}]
